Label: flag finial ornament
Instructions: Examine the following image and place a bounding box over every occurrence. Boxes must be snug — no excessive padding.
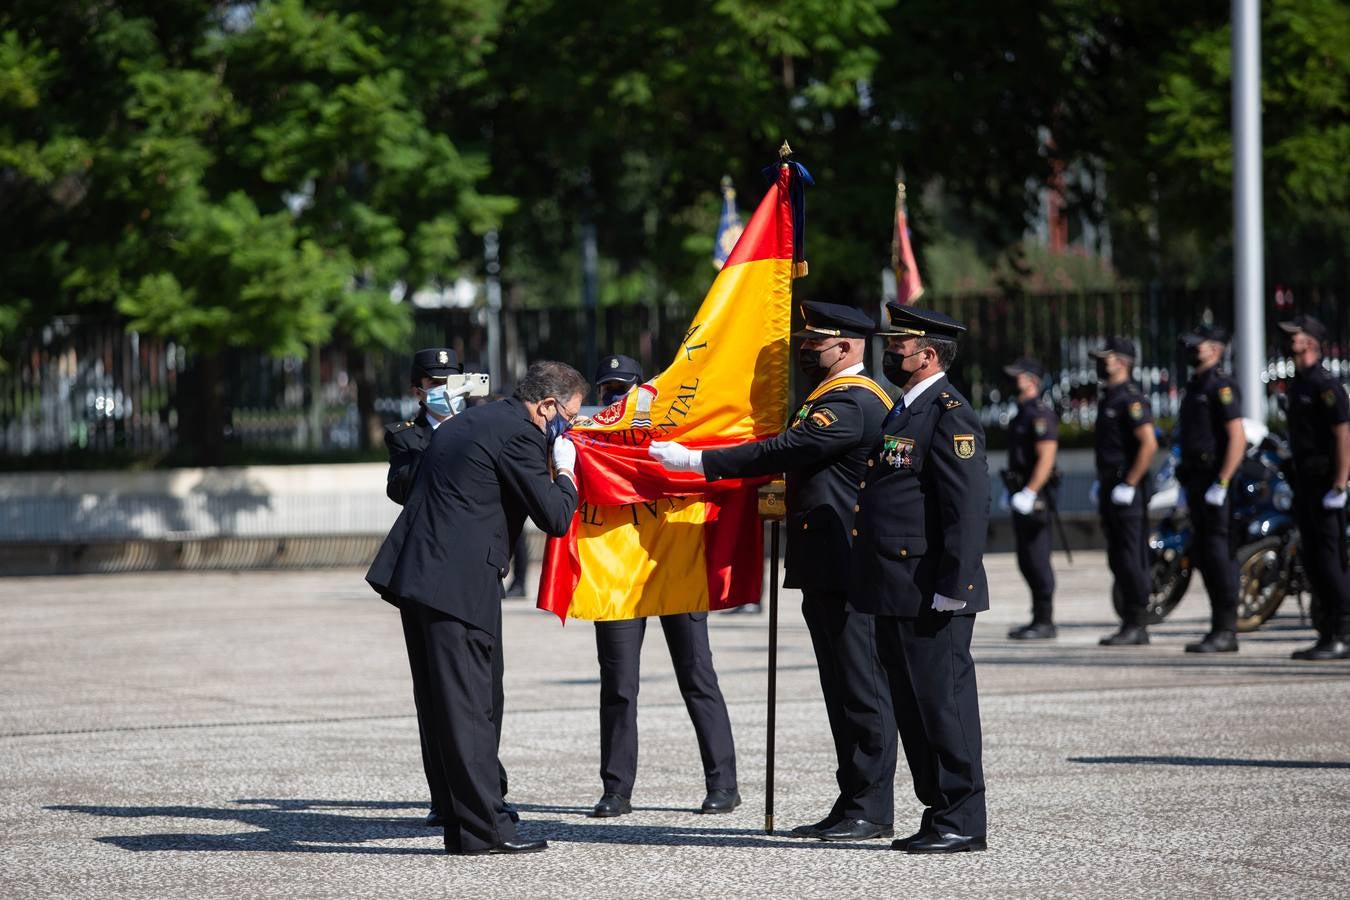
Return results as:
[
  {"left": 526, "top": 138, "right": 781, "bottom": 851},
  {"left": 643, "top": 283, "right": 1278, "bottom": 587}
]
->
[{"left": 778, "top": 140, "right": 793, "bottom": 161}]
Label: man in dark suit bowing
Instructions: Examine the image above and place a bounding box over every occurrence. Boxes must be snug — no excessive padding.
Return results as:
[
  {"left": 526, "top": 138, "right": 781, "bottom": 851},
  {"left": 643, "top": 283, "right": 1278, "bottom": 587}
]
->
[
  {"left": 367, "top": 360, "right": 587, "bottom": 856},
  {"left": 850, "top": 303, "right": 990, "bottom": 854},
  {"left": 650, "top": 301, "right": 897, "bottom": 842}
]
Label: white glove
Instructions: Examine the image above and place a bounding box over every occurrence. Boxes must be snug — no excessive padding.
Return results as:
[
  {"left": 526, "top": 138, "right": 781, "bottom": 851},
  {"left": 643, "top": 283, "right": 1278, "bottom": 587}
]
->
[
  {"left": 1110, "top": 482, "right": 1136, "bottom": 506},
  {"left": 1323, "top": 488, "right": 1348, "bottom": 510},
  {"left": 1011, "top": 488, "right": 1037, "bottom": 516},
  {"left": 649, "top": 441, "right": 704, "bottom": 475},
  {"left": 551, "top": 435, "right": 577, "bottom": 476},
  {"left": 1088, "top": 480, "right": 1100, "bottom": 506},
  {"left": 997, "top": 490, "right": 1010, "bottom": 511},
  {"left": 1204, "top": 482, "right": 1228, "bottom": 507},
  {"left": 932, "top": 593, "right": 968, "bottom": 612}
]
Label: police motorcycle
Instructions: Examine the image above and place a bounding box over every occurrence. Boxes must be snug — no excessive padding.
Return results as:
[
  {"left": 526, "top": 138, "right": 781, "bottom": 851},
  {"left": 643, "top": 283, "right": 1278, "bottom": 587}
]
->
[
  {"left": 1111, "top": 420, "right": 1281, "bottom": 627},
  {"left": 1230, "top": 428, "right": 1324, "bottom": 632}
]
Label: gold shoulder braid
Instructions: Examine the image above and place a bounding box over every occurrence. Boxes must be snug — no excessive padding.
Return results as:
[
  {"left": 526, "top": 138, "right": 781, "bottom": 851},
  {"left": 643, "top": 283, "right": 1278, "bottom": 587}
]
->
[{"left": 806, "top": 374, "right": 892, "bottom": 407}]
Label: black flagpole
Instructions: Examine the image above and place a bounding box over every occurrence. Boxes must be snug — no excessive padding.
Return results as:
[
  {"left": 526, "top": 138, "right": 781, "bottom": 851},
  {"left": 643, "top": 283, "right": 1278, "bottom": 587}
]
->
[{"left": 758, "top": 481, "right": 785, "bottom": 834}]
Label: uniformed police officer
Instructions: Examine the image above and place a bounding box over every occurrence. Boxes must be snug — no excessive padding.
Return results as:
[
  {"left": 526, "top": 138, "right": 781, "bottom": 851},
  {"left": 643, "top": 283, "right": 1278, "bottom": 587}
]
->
[
  {"left": 1002, "top": 357, "right": 1061, "bottom": 640},
  {"left": 651, "top": 301, "right": 898, "bottom": 842},
  {"left": 588, "top": 353, "right": 742, "bottom": 819},
  {"left": 849, "top": 303, "right": 989, "bottom": 854},
  {"left": 385, "top": 348, "right": 464, "bottom": 505},
  {"left": 383, "top": 347, "right": 515, "bottom": 828},
  {"left": 1092, "top": 337, "right": 1159, "bottom": 646},
  {"left": 1176, "top": 325, "right": 1246, "bottom": 653},
  {"left": 1278, "top": 315, "right": 1350, "bottom": 660}
]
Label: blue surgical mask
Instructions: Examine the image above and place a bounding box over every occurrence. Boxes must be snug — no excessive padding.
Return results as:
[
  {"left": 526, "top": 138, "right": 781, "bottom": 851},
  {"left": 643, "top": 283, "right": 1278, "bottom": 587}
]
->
[
  {"left": 547, "top": 410, "right": 572, "bottom": 441},
  {"left": 424, "top": 385, "right": 454, "bottom": 417}
]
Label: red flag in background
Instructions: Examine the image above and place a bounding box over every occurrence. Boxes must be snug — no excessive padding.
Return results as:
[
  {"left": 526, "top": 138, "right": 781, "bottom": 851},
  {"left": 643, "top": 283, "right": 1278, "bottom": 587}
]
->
[{"left": 892, "top": 180, "right": 924, "bottom": 306}]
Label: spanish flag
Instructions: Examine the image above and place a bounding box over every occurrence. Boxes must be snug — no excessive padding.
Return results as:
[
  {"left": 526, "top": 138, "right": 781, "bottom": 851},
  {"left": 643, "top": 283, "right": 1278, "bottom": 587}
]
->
[
  {"left": 538, "top": 160, "right": 805, "bottom": 621},
  {"left": 892, "top": 180, "right": 924, "bottom": 306}
]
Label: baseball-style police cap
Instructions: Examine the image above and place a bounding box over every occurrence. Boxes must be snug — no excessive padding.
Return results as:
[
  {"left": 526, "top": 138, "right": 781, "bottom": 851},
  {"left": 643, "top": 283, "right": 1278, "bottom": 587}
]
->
[
  {"left": 792, "top": 301, "right": 878, "bottom": 341},
  {"left": 878, "top": 303, "right": 968, "bottom": 340},
  {"left": 1278, "top": 314, "right": 1329, "bottom": 345},
  {"left": 411, "top": 347, "right": 462, "bottom": 382},
  {"left": 594, "top": 354, "right": 643, "bottom": 387},
  {"left": 1090, "top": 337, "right": 1137, "bottom": 360},
  {"left": 1179, "top": 324, "right": 1230, "bottom": 347},
  {"left": 1003, "top": 357, "right": 1046, "bottom": 380}
]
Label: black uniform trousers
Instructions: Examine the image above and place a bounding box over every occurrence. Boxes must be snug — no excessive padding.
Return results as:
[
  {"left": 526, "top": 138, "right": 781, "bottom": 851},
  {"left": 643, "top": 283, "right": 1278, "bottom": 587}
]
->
[
  {"left": 400, "top": 607, "right": 510, "bottom": 816},
  {"left": 1293, "top": 475, "right": 1350, "bottom": 637},
  {"left": 401, "top": 601, "right": 515, "bottom": 853},
  {"left": 1181, "top": 475, "right": 1239, "bottom": 633},
  {"left": 1012, "top": 508, "right": 1056, "bottom": 623},
  {"left": 874, "top": 611, "right": 985, "bottom": 838},
  {"left": 801, "top": 590, "right": 896, "bottom": 824},
  {"left": 595, "top": 613, "right": 737, "bottom": 797},
  {"left": 1101, "top": 481, "right": 1152, "bottom": 626}
]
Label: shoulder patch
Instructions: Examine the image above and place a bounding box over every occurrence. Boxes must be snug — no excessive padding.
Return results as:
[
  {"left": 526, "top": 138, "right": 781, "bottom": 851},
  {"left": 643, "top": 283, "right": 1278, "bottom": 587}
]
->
[
  {"left": 939, "top": 391, "right": 962, "bottom": 410},
  {"left": 953, "top": 433, "right": 976, "bottom": 459},
  {"left": 1325, "top": 389, "right": 1338, "bottom": 408},
  {"left": 809, "top": 408, "right": 839, "bottom": 428},
  {"left": 1129, "top": 401, "right": 1144, "bottom": 421},
  {"left": 1218, "top": 385, "right": 1234, "bottom": 405},
  {"left": 1034, "top": 418, "right": 1047, "bottom": 437}
]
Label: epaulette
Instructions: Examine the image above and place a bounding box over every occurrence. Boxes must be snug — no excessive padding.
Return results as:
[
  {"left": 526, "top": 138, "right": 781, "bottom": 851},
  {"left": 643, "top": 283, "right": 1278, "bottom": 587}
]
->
[
  {"left": 938, "top": 391, "right": 962, "bottom": 410},
  {"left": 386, "top": 419, "right": 416, "bottom": 433}
]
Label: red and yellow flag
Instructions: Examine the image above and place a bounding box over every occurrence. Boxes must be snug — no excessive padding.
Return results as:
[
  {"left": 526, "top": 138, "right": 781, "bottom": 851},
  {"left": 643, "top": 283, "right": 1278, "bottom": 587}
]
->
[
  {"left": 537, "top": 163, "right": 800, "bottom": 621},
  {"left": 892, "top": 180, "right": 924, "bottom": 306}
]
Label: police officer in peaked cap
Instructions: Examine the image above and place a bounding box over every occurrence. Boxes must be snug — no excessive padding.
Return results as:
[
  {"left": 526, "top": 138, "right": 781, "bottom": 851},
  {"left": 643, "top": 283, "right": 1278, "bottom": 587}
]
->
[
  {"left": 1176, "top": 325, "right": 1245, "bottom": 653},
  {"left": 1002, "top": 357, "right": 1061, "bottom": 640},
  {"left": 1279, "top": 315, "right": 1350, "bottom": 660},
  {"left": 652, "top": 301, "right": 899, "bottom": 841},
  {"left": 848, "top": 302, "right": 990, "bottom": 853}
]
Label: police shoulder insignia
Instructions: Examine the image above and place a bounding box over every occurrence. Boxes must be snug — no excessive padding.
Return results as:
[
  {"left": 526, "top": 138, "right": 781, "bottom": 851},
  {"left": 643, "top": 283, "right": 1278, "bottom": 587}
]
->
[
  {"left": 1034, "top": 418, "right": 1047, "bottom": 436},
  {"left": 389, "top": 419, "right": 415, "bottom": 432},
  {"left": 1218, "top": 386, "right": 1234, "bottom": 405},
  {"left": 809, "top": 408, "right": 839, "bottom": 428},
  {"left": 1129, "top": 400, "right": 1144, "bottom": 421},
  {"left": 953, "top": 433, "right": 976, "bottom": 459},
  {"left": 940, "top": 391, "right": 962, "bottom": 410},
  {"left": 1324, "top": 389, "right": 1339, "bottom": 407}
]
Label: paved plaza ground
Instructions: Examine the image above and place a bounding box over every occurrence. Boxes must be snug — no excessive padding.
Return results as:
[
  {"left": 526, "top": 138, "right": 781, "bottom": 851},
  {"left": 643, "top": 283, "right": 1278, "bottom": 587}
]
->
[{"left": 2, "top": 552, "right": 1348, "bottom": 898}]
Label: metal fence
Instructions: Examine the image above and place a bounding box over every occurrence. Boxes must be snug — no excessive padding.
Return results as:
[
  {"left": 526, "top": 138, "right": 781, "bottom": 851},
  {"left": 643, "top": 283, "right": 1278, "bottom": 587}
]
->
[{"left": 1, "top": 286, "right": 1344, "bottom": 464}]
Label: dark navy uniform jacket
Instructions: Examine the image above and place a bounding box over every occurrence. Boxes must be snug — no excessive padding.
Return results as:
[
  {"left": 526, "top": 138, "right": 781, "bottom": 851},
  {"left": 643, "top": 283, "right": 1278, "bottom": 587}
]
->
[
  {"left": 1287, "top": 364, "right": 1350, "bottom": 476},
  {"left": 1095, "top": 381, "right": 1153, "bottom": 479},
  {"left": 384, "top": 410, "right": 433, "bottom": 505},
  {"left": 366, "top": 398, "right": 577, "bottom": 636},
  {"left": 1178, "top": 367, "right": 1242, "bottom": 479},
  {"left": 703, "top": 374, "right": 890, "bottom": 592},
  {"left": 1007, "top": 398, "right": 1058, "bottom": 482},
  {"left": 848, "top": 375, "right": 991, "bottom": 617}
]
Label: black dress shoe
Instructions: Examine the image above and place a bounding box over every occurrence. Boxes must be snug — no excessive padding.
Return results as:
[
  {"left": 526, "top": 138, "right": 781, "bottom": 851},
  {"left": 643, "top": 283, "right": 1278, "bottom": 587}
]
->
[
  {"left": 700, "top": 788, "right": 741, "bottom": 813},
  {"left": 1291, "top": 638, "right": 1350, "bottom": 660},
  {"left": 890, "top": 830, "right": 927, "bottom": 851},
  {"left": 906, "top": 832, "right": 987, "bottom": 854},
  {"left": 424, "top": 808, "right": 445, "bottom": 827},
  {"left": 588, "top": 793, "right": 632, "bottom": 818},
  {"left": 451, "top": 839, "right": 549, "bottom": 855},
  {"left": 1185, "top": 631, "right": 1238, "bottom": 653},
  {"left": 816, "top": 818, "right": 894, "bottom": 841},
  {"left": 1100, "top": 624, "right": 1149, "bottom": 646},
  {"left": 789, "top": 816, "right": 840, "bottom": 839},
  {"left": 1008, "top": 622, "right": 1057, "bottom": 640}
]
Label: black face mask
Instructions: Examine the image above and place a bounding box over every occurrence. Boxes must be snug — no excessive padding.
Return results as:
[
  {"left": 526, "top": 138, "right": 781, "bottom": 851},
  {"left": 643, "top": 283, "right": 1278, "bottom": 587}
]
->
[
  {"left": 882, "top": 349, "right": 924, "bottom": 385},
  {"left": 797, "top": 343, "right": 842, "bottom": 379},
  {"left": 1095, "top": 358, "right": 1111, "bottom": 381}
]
